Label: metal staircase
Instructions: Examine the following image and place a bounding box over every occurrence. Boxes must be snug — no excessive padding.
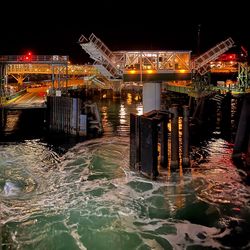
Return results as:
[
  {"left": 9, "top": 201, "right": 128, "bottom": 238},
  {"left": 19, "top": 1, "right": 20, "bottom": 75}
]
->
[
  {"left": 78, "top": 33, "right": 122, "bottom": 79},
  {"left": 191, "top": 37, "right": 234, "bottom": 75}
]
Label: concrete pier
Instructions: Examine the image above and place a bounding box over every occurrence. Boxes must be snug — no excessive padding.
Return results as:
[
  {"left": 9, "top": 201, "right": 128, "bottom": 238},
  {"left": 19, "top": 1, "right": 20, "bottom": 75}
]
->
[{"left": 142, "top": 82, "right": 161, "bottom": 114}]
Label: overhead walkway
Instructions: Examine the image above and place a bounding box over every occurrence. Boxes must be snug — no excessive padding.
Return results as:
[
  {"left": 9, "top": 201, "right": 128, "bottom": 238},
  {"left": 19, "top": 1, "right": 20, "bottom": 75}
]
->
[
  {"left": 0, "top": 58, "right": 99, "bottom": 98},
  {"left": 6, "top": 64, "right": 97, "bottom": 76},
  {"left": 0, "top": 55, "right": 69, "bottom": 100}
]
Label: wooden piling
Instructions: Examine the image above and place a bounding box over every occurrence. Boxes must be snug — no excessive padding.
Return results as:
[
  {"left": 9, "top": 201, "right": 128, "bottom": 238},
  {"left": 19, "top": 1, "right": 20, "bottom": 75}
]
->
[
  {"left": 140, "top": 116, "right": 159, "bottom": 178},
  {"left": 160, "top": 113, "right": 169, "bottom": 168},
  {"left": 232, "top": 94, "right": 250, "bottom": 161},
  {"left": 182, "top": 105, "right": 190, "bottom": 167},
  {"left": 130, "top": 113, "right": 141, "bottom": 170},
  {"left": 170, "top": 104, "right": 179, "bottom": 169}
]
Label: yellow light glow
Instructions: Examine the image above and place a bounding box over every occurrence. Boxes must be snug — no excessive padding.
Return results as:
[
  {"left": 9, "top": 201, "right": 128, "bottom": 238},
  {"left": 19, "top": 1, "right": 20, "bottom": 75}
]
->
[
  {"left": 136, "top": 106, "right": 143, "bottom": 116},
  {"left": 146, "top": 69, "right": 155, "bottom": 74},
  {"left": 179, "top": 69, "right": 187, "bottom": 73},
  {"left": 130, "top": 70, "right": 136, "bottom": 74},
  {"left": 119, "top": 104, "right": 126, "bottom": 125},
  {"left": 127, "top": 93, "right": 132, "bottom": 105}
]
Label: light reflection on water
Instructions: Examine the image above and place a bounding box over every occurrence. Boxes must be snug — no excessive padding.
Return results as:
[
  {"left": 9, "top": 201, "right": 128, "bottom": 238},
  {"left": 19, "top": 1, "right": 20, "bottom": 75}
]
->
[{"left": 0, "top": 99, "right": 250, "bottom": 249}]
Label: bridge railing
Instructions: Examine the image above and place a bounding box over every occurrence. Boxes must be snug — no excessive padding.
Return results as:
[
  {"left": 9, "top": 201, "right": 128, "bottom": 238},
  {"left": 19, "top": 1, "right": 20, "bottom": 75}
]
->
[{"left": 0, "top": 55, "right": 69, "bottom": 64}]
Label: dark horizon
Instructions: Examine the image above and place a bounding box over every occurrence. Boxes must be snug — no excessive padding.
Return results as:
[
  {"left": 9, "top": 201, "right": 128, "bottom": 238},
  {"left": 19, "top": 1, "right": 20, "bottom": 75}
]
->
[
  {"left": 1, "top": 0, "right": 249, "bottom": 64},
  {"left": 1, "top": 8, "right": 249, "bottom": 64}
]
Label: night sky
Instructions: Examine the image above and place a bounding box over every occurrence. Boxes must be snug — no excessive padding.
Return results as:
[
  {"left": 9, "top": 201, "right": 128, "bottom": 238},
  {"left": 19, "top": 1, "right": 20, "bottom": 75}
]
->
[{"left": 0, "top": 1, "right": 249, "bottom": 64}]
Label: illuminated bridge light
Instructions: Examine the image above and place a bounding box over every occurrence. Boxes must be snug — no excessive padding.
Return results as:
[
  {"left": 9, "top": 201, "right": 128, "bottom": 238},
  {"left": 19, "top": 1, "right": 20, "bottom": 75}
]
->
[
  {"left": 178, "top": 69, "right": 188, "bottom": 73},
  {"left": 146, "top": 69, "right": 156, "bottom": 74}
]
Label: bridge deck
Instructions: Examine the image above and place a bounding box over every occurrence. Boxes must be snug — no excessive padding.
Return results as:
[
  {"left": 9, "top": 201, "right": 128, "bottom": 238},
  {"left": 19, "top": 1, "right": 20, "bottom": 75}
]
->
[{"left": 3, "top": 88, "right": 47, "bottom": 110}]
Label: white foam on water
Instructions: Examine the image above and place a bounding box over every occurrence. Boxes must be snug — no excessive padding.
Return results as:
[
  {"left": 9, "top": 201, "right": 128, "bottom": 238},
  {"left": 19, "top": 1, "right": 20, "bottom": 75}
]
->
[{"left": 3, "top": 181, "right": 20, "bottom": 196}]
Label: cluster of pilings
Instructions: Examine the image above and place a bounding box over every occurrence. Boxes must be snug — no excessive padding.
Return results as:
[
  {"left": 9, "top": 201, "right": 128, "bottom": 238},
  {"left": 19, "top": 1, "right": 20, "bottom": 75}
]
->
[
  {"left": 188, "top": 92, "right": 235, "bottom": 140},
  {"left": 130, "top": 105, "right": 190, "bottom": 178}
]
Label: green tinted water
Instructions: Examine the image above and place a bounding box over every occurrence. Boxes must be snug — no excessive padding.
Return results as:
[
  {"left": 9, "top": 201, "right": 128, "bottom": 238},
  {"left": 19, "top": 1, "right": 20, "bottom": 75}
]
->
[{"left": 1, "top": 98, "right": 250, "bottom": 249}]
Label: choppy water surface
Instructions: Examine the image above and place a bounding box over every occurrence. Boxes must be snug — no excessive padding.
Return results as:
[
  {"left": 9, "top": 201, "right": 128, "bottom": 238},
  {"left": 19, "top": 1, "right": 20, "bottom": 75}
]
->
[{"left": 1, "top": 98, "right": 250, "bottom": 250}]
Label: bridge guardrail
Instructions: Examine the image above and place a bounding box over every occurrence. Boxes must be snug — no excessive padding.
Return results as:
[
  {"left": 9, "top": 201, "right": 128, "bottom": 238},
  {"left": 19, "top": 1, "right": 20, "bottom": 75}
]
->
[
  {"left": 0, "top": 55, "right": 69, "bottom": 64},
  {"left": 6, "top": 89, "right": 27, "bottom": 101}
]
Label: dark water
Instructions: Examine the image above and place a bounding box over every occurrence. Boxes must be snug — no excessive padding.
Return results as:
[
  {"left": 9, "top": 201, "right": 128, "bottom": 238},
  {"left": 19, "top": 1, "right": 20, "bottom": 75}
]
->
[{"left": 1, "top": 96, "right": 250, "bottom": 250}]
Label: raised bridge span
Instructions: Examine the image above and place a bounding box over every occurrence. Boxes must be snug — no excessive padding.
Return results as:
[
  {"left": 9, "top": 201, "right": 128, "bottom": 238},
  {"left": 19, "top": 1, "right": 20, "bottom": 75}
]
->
[
  {"left": 78, "top": 33, "right": 236, "bottom": 113},
  {"left": 78, "top": 34, "right": 250, "bottom": 98},
  {"left": 78, "top": 33, "right": 235, "bottom": 82},
  {"left": 77, "top": 33, "right": 250, "bottom": 97}
]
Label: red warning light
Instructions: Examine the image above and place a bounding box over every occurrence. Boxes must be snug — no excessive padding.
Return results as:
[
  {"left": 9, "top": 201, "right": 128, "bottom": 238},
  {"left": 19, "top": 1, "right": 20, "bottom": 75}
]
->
[{"left": 24, "top": 51, "right": 32, "bottom": 61}]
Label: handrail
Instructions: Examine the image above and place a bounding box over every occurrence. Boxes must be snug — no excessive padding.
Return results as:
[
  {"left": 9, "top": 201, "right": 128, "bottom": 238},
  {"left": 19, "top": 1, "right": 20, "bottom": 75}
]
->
[
  {"left": 191, "top": 37, "right": 234, "bottom": 72},
  {"left": 0, "top": 55, "right": 69, "bottom": 63}
]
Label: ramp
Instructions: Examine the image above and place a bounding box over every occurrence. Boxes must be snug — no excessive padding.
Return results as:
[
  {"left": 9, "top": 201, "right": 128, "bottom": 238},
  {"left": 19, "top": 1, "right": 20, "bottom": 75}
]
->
[
  {"left": 191, "top": 37, "right": 234, "bottom": 75},
  {"left": 79, "top": 33, "right": 122, "bottom": 79}
]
